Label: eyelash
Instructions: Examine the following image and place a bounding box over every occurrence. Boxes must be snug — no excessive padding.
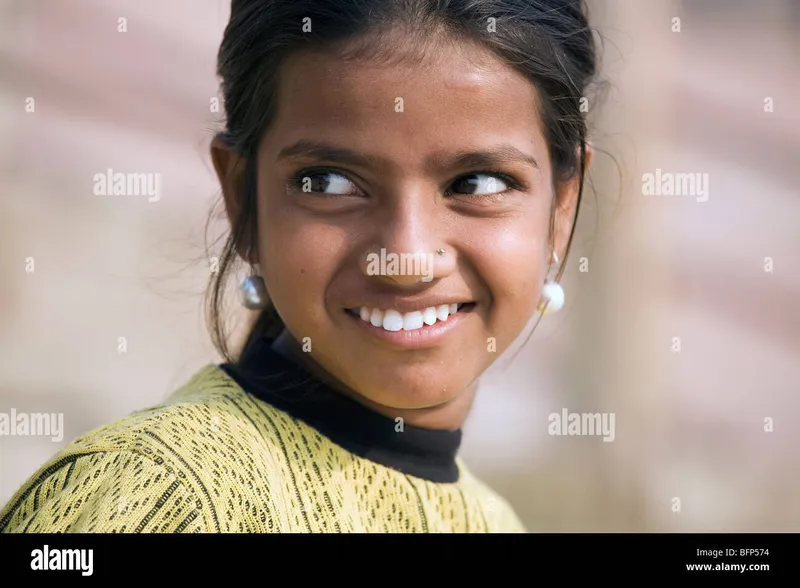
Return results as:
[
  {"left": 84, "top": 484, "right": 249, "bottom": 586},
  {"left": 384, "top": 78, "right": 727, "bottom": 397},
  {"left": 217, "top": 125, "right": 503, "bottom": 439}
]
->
[
  {"left": 288, "top": 167, "right": 358, "bottom": 199},
  {"left": 288, "top": 167, "right": 525, "bottom": 199},
  {"left": 445, "top": 171, "right": 524, "bottom": 199}
]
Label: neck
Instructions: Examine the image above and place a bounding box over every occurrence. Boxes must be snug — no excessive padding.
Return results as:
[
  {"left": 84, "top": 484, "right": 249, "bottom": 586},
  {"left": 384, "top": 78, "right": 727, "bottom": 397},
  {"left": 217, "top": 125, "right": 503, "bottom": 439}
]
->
[
  {"left": 271, "top": 330, "right": 477, "bottom": 431},
  {"left": 221, "top": 330, "right": 464, "bottom": 482}
]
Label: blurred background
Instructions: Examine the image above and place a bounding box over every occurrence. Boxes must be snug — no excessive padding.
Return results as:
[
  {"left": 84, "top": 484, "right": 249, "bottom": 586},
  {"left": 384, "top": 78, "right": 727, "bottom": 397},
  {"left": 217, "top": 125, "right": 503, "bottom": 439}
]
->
[{"left": 0, "top": 0, "right": 798, "bottom": 532}]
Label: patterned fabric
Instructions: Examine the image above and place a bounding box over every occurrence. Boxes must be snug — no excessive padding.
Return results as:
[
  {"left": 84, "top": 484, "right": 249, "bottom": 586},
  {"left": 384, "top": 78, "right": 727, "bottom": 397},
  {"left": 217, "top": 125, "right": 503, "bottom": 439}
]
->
[{"left": 0, "top": 366, "right": 525, "bottom": 533}]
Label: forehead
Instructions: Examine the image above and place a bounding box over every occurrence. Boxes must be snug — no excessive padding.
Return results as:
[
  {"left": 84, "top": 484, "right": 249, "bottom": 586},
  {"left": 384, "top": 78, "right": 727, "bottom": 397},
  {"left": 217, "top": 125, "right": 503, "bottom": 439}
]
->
[{"left": 263, "top": 39, "right": 549, "bottom": 171}]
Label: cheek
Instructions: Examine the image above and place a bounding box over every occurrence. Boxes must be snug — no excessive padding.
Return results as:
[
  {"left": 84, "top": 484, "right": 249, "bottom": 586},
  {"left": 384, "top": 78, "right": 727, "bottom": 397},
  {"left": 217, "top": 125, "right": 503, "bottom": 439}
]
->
[
  {"left": 258, "top": 206, "right": 346, "bottom": 322},
  {"left": 470, "top": 214, "right": 549, "bottom": 319}
]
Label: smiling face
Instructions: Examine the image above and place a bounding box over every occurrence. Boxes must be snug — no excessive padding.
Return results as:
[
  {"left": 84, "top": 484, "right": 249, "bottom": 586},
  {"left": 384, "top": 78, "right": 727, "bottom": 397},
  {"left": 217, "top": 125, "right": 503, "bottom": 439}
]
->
[{"left": 215, "top": 36, "right": 581, "bottom": 429}]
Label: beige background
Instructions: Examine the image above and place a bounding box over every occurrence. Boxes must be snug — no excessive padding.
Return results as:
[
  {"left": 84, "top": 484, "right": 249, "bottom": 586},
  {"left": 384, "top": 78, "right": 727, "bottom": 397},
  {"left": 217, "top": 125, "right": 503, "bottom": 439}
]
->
[{"left": 1, "top": 0, "right": 798, "bottom": 531}]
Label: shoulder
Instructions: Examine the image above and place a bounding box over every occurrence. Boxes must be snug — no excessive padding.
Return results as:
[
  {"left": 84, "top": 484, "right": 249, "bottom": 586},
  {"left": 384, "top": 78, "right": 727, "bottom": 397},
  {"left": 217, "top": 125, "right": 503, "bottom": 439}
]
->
[
  {"left": 456, "top": 458, "right": 527, "bottom": 533},
  {"left": 0, "top": 365, "right": 292, "bottom": 533}
]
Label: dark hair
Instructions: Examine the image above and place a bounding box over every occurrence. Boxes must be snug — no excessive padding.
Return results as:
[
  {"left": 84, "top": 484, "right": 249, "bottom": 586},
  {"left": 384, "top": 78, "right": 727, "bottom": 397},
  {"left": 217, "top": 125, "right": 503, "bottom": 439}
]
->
[{"left": 206, "top": 0, "right": 602, "bottom": 362}]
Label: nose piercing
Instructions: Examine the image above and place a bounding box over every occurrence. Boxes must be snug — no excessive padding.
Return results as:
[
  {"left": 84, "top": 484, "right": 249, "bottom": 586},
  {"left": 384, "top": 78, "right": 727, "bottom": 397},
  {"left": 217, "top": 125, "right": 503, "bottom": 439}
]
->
[{"left": 437, "top": 248, "right": 446, "bottom": 256}]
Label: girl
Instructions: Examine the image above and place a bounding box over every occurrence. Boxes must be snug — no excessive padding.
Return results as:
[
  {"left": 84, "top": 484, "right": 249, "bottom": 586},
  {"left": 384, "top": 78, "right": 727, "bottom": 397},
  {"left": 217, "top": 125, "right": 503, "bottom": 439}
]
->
[{"left": 1, "top": 0, "right": 598, "bottom": 533}]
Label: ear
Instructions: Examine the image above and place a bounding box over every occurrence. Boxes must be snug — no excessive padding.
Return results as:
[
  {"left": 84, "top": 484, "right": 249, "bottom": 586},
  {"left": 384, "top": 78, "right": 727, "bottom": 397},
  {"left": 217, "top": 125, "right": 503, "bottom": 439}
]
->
[
  {"left": 551, "top": 142, "right": 593, "bottom": 265},
  {"left": 210, "top": 134, "right": 253, "bottom": 263}
]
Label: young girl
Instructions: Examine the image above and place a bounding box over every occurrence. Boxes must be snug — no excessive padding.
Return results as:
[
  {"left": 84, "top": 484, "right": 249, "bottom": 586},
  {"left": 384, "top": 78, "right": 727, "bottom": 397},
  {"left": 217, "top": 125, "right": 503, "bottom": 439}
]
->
[{"left": 1, "top": 0, "right": 597, "bottom": 533}]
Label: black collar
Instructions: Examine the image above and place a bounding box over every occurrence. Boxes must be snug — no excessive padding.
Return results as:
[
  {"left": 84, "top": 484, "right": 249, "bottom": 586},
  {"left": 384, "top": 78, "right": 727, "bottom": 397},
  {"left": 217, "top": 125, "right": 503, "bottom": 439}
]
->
[{"left": 219, "top": 334, "right": 462, "bottom": 483}]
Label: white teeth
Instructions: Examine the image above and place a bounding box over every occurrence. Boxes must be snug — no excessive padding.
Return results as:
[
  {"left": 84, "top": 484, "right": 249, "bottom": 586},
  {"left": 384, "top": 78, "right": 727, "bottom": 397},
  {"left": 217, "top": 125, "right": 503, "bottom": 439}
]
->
[
  {"left": 353, "top": 304, "right": 468, "bottom": 332},
  {"left": 382, "top": 309, "right": 404, "bottom": 332},
  {"left": 403, "top": 311, "right": 424, "bottom": 330},
  {"left": 422, "top": 307, "right": 438, "bottom": 325}
]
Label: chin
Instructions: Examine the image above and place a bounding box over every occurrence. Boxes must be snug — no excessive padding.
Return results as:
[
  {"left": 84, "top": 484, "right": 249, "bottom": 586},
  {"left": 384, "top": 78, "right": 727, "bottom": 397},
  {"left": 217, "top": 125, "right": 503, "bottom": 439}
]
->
[
  {"left": 339, "top": 361, "right": 474, "bottom": 411},
  {"left": 371, "top": 386, "right": 457, "bottom": 411},
  {"left": 303, "top": 318, "right": 487, "bottom": 410}
]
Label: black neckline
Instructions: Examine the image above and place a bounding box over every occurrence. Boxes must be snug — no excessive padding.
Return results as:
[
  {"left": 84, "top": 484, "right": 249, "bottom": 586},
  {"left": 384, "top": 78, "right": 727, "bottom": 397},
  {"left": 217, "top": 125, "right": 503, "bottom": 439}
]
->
[{"left": 219, "top": 334, "right": 462, "bottom": 483}]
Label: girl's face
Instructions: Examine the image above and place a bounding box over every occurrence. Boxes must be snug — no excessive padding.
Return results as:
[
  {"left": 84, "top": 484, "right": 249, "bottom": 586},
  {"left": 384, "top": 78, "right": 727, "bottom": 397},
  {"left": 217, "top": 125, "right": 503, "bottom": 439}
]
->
[{"left": 219, "top": 39, "right": 581, "bottom": 428}]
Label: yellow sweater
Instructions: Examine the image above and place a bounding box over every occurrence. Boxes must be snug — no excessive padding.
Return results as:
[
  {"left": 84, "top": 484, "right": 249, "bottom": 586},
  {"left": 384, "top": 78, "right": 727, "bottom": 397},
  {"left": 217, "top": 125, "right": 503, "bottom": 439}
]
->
[{"left": 0, "top": 341, "right": 525, "bottom": 533}]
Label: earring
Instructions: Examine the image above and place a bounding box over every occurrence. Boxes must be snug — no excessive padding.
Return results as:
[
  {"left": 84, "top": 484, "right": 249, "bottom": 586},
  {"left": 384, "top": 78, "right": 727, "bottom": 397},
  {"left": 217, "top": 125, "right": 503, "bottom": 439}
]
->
[
  {"left": 241, "top": 248, "right": 268, "bottom": 310},
  {"left": 241, "top": 275, "right": 267, "bottom": 310},
  {"left": 537, "top": 251, "right": 564, "bottom": 315}
]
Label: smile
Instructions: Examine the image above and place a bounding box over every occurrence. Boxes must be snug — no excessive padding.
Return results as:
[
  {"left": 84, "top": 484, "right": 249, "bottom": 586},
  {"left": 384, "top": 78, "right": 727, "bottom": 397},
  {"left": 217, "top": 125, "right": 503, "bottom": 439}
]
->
[
  {"left": 344, "top": 303, "right": 477, "bottom": 349},
  {"left": 346, "top": 303, "right": 475, "bottom": 331}
]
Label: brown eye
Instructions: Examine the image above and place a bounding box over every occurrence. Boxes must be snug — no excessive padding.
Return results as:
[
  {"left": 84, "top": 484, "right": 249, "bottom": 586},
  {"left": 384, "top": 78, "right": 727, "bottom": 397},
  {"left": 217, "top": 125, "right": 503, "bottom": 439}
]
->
[
  {"left": 449, "top": 173, "right": 518, "bottom": 196},
  {"left": 290, "top": 169, "right": 361, "bottom": 196}
]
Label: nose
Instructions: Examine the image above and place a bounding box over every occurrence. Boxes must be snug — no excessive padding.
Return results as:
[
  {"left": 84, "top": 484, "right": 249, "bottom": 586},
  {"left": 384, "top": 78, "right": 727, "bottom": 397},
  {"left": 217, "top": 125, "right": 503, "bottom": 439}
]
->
[{"left": 357, "top": 195, "right": 455, "bottom": 287}]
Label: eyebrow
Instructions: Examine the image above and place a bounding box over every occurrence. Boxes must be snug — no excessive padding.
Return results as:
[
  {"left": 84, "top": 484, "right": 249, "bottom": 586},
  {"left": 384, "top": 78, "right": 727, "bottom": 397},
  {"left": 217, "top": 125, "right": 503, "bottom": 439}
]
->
[{"left": 276, "top": 139, "right": 540, "bottom": 173}]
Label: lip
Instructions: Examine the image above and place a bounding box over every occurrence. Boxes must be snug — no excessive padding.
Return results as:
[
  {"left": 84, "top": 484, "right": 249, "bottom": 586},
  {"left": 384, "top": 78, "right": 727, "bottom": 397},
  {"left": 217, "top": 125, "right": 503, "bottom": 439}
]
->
[
  {"left": 344, "top": 304, "right": 476, "bottom": 350},
  {"left": 342, "top": 297, "right": 475, "bottom": 315}
]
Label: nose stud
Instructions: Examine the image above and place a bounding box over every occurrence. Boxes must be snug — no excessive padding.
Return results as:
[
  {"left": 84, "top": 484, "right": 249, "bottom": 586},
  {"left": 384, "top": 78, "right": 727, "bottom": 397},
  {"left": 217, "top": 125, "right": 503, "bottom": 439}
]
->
[{"left": 437, "top": 248, "right": 446, "bottom": 256}]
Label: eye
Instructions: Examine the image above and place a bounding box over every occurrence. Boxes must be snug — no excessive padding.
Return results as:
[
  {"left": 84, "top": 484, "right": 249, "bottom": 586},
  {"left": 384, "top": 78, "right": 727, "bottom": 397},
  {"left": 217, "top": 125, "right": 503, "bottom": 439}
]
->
[
  {"left": 448, "top": 172, "right": 521, "bottom": 196},
  {"left": 288, "top": 168, "right": 362, "bottom": 197}
]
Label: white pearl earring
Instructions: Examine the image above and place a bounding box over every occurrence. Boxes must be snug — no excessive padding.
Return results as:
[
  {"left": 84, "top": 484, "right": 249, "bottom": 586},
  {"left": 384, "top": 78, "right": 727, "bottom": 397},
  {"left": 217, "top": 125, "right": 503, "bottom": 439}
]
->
[
  {"left": 241, "top": 247, "right": 268, "bottom": 310},
  {"left": 537, "top": 251, "right": 564, "bottom": 315},
  {"left": 241, "top": 274, "right": 268, "bottom": 309}
]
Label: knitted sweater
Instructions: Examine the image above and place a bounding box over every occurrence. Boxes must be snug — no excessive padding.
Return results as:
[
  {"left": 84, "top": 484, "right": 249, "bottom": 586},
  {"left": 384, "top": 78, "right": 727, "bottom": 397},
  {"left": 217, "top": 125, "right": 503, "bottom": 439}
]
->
[{"left": 0, "top": 336, "right": 526, "bottom": 533}]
